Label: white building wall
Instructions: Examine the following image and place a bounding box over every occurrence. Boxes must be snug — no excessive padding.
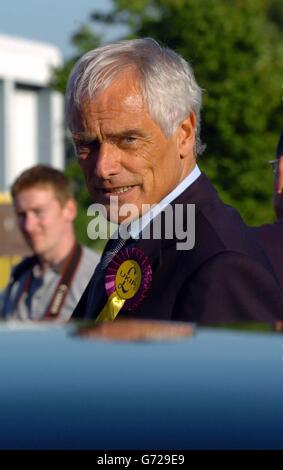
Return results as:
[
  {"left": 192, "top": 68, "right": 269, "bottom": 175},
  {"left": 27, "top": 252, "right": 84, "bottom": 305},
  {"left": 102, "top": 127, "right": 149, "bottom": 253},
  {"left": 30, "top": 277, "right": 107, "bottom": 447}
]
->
[
  {"left": 50, "top": 92, "right": 65, "bottom": 169},
  {"left": 0, "top": 34, "right": 61, "bottom": 86},
  {"left": 0, "top": 80, "right": 14, "bottom": 191},
  {"left": 38, "top": 89, "right": 64, "bottom": 169},
  {"left": 12, "top": 87, "right": 38, "bottom": 178},
  {"left": 0, "top": 34, "right": 64, "bottom": 192}
]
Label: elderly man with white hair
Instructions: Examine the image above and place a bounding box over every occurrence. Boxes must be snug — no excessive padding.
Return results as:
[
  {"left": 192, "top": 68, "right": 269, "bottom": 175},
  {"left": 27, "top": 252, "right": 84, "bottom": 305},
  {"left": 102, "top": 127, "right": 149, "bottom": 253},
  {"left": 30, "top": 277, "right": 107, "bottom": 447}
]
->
[{"left": 66, "top": 38, "right": 283, "bottom": 323}]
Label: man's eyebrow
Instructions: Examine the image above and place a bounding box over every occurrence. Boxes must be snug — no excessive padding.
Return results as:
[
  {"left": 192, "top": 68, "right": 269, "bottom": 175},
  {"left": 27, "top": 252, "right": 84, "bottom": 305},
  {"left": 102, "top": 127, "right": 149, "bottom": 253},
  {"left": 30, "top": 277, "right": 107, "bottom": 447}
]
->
[
  {"left": 16, "top": 204, "right": 46, "bottom": 212},
  {"left": 72, "top": 129, "right": 145, "bottom": 142},
  {"left": 105, "top": 129, "right": 147, "bottom": 141},
  {"left": 72, "top": 134, "right": 96, "bottom": 143}
]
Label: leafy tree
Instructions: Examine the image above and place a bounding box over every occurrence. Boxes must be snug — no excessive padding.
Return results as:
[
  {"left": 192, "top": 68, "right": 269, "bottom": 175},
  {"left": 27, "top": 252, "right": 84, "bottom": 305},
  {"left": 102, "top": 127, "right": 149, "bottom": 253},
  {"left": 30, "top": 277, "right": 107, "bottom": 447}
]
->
[
  {"left": 51, "top": 25, "right": 101, "bottom": 93},
  {"left": 53, "top": 0, "right": 283, "bottom": 229}
]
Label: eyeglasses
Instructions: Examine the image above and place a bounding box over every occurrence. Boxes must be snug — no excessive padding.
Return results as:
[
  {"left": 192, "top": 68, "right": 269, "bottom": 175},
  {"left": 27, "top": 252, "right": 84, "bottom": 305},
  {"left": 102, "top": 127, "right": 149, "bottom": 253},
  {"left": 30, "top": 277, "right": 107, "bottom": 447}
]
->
[{"left": 268, "top": 159, "right": 280, "bottom": 174}]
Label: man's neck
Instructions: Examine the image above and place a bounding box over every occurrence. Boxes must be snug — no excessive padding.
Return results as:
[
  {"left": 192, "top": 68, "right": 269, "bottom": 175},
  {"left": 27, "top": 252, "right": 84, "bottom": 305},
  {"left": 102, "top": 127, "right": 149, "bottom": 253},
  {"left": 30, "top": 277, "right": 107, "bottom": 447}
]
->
[
  {"left": 39, "top": 236, "right": 76, "bottom": 270},
  {"left": 129, "top": 164, "right": 201, "bottom": 239}
]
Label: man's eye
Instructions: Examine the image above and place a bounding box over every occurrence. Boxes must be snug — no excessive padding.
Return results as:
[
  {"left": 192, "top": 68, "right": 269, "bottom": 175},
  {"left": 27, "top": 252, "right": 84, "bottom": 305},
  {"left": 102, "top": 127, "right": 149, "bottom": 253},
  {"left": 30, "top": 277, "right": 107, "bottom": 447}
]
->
[
  {"left": 34, "top": 209, "right": 45, "bottom": 217},
  {"left": 76, "top": 145, "right": 90, "bottom": 159},
  {"left": 121, "top": 136, "right": 137, "bottom": 146},
  {"left": 75, "top": 140, "right": 100, "bottom": 159}
]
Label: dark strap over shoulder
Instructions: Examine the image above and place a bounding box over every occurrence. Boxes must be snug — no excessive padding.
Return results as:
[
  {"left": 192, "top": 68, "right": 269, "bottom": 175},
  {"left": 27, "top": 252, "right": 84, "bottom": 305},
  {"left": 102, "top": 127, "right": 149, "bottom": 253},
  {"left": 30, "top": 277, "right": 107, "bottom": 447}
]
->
[
  {"left": 0, "top": 255, "right": 38, "bottom": 317},
  {"left": 1, "top": 245, "right": 83, "bottom": 320},
  {"left": 11, "top": 256, "right": 38, "bottom": 282},
  {"left": 45, "top": 243, "right": 83, "bottom": 318}
]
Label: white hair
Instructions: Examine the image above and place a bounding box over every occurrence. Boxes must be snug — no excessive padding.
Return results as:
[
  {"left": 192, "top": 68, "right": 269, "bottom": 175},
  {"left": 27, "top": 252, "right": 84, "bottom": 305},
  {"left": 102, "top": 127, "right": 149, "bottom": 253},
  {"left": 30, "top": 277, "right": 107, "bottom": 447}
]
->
[{"left": 65, "top": 38, "right": 205, "bottom": 155}]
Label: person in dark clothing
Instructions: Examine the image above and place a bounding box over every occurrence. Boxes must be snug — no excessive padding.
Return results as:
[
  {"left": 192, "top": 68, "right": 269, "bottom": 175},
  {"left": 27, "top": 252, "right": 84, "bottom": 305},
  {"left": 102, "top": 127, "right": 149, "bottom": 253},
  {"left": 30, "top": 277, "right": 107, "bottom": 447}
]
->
[
  {"left": 65, "top": 38, "right": 283, "bottom": 323},
  {"left": 253, "top": 132, "right": 283, "bottom": 292}
]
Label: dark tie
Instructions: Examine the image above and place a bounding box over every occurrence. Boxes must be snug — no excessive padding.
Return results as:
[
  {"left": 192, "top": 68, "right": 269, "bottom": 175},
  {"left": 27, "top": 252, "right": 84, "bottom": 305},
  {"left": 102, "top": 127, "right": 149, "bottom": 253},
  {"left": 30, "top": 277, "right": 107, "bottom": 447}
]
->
[
  {"left": 100, "top": 234, "right": 128, "bottom": 270},
  {"left": 85, "top": 233, "right": 130, "bottom": 318}
]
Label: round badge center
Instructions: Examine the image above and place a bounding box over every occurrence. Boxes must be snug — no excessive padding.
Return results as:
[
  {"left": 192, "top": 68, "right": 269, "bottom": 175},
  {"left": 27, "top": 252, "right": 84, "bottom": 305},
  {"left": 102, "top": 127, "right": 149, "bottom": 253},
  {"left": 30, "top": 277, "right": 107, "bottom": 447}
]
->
[{"left": 115, "top": 259, "right": 142, "bottom": 300}]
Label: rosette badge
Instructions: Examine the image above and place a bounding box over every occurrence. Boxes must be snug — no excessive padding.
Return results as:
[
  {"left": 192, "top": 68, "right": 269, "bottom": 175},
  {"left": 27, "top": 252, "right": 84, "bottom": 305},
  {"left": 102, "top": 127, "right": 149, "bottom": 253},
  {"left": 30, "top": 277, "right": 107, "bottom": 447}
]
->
[{"left": 95, "top": 247, "right": 152, "bottom": 324}]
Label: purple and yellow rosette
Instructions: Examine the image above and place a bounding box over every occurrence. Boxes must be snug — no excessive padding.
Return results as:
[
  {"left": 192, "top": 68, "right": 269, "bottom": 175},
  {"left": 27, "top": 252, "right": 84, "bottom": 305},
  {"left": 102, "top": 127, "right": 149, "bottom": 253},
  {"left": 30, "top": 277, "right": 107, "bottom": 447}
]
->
[{"left": 95, "top": 247, "right": 152, "bottom": 324}]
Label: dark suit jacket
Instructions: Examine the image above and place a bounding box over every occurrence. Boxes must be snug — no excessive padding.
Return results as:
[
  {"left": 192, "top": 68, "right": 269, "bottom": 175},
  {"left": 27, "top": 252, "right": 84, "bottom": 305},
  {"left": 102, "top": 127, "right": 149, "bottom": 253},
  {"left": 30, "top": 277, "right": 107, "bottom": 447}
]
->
[
  {"left": 73, "top": 174, "right": 283, "bottom": 323},
  {"left": 252, "top": 221, "right": 283, "bottom": 294}
]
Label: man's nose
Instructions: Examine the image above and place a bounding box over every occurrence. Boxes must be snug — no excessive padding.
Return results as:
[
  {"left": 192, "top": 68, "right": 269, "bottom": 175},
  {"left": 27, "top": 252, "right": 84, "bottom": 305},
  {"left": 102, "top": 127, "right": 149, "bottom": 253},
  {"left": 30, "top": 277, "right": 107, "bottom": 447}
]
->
[
  {"left": 94, "top": 142, "right": 121, "bottom": 180},
  {"left": 21, "top": 213, "right": 37, "bottom": 233}
]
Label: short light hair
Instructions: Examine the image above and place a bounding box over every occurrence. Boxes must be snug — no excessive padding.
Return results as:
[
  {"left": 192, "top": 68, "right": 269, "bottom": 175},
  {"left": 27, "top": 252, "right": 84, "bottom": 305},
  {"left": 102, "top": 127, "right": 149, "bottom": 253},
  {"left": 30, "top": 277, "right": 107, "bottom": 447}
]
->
[
  {"left": 65, "top": 38, "right": 205, "bottom": 155},
  {"left": 11, "top": 165, "right": 74, "bottom": 206}
]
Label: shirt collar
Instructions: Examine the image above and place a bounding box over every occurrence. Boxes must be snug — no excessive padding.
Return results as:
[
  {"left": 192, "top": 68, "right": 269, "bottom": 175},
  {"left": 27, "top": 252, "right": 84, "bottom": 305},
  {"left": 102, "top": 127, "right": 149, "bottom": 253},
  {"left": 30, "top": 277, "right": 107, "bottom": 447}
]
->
[{"left": 31, "top": 247, "right": 75, "bottom": 277}]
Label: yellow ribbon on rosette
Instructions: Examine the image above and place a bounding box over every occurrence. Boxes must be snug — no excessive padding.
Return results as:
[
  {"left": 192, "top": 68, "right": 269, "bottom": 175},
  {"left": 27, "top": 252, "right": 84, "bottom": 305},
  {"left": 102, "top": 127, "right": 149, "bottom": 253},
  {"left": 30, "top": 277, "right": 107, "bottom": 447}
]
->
[{"left": 95, "top": 248, "right": 152, "bottom": 324}]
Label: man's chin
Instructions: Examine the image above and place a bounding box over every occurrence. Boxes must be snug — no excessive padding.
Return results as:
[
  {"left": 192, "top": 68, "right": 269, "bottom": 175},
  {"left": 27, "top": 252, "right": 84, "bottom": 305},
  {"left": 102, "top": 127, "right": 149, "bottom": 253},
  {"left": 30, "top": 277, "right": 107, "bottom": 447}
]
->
[{"left": 26, "top": 240, "right": 44, "bottom": 255}]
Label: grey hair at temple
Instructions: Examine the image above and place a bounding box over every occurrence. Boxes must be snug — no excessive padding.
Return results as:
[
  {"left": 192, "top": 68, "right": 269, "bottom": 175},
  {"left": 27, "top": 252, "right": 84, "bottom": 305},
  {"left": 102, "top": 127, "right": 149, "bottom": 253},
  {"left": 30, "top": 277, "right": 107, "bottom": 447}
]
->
[{"left": 65, "top": 37, "right": 205, "bottom": 156}]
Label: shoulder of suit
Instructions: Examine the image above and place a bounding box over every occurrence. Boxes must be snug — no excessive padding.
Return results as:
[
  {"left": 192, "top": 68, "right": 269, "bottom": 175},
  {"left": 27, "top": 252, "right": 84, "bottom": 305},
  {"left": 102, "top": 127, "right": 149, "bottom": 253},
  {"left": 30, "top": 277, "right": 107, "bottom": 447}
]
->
[
  {"left": 253, "top": 222, "right": 283, "bottom": 234},
  {"left": 10, "top": 255, "right": 38, "bottom": 282}
]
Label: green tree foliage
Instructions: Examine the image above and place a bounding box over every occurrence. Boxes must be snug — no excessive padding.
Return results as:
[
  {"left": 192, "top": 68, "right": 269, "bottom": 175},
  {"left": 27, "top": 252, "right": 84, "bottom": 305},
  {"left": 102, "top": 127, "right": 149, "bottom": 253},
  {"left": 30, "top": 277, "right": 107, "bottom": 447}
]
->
[
  {"left": 51, "top": 25, "right": 101, "bottom": 93},
  {"left": 53, "top": 0, "right": 283, "bottom": 229}
]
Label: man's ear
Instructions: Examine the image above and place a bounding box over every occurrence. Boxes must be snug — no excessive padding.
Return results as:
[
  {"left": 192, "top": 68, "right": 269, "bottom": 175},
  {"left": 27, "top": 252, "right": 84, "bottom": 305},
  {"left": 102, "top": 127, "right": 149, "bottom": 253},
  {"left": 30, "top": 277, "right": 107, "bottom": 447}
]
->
[
  {"left": 63, "top": 198, "right": 77, "bottom": 222},
  {"left": 177, "top": 112, "right": 196, "bottom": 158}
]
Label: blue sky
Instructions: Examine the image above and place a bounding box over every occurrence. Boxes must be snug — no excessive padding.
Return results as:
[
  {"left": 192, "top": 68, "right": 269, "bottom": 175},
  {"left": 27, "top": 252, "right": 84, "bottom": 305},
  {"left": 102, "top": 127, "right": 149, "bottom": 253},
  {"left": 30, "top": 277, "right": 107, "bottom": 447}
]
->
[{"left": 0, "top": 0, "right": 120, "bottom": 57}]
